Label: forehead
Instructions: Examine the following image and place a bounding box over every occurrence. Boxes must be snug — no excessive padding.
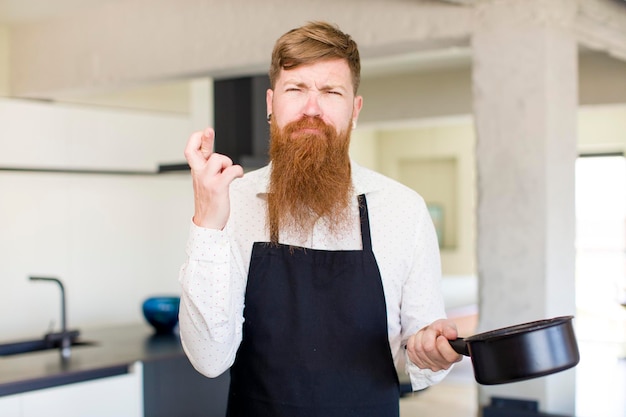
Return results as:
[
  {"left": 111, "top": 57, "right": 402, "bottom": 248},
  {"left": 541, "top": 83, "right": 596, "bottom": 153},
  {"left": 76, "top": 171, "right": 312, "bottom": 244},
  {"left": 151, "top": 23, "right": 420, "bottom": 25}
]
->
[{"left": 277, "top": 58, "right": 353, "bottom": 87}]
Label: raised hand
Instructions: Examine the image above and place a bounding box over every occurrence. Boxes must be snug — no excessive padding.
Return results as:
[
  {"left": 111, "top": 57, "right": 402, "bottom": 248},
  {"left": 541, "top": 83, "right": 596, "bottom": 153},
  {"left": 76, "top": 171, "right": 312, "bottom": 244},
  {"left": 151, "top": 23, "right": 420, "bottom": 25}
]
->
[{"left": 184, "top": 128, "right": 244, "bottom": 230}]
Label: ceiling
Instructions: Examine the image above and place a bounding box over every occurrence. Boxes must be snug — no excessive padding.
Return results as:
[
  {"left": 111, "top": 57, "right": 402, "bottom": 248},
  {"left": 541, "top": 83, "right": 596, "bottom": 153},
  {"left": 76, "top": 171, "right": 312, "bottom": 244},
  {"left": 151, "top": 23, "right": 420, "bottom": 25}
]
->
[
  {"left": 0, "top": 0, "right": 473, "bottom": 111},
  {"left": 0, "top": 0, "right": 476, "bottom": 23},
  {"left": 0, "top": 0, "right": 126, "bottom": 23},
  {"left": 0, "top": 0, "right": 472, "bottom": 75}
]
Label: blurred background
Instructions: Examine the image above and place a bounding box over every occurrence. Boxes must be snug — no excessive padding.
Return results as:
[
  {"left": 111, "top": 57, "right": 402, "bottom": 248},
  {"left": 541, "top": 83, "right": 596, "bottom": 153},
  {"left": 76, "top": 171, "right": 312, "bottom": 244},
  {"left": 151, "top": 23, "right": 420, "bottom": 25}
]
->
[{"left": 1, "top": 0, "right": 625, "bottom": 416}]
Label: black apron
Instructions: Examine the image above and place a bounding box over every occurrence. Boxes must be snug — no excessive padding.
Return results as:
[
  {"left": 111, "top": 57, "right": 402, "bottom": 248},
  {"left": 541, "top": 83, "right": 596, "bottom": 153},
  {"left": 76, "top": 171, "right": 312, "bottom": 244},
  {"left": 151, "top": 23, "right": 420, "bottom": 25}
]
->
[{"left": 227, "top": 195, "right": 400, "bottom": 417}]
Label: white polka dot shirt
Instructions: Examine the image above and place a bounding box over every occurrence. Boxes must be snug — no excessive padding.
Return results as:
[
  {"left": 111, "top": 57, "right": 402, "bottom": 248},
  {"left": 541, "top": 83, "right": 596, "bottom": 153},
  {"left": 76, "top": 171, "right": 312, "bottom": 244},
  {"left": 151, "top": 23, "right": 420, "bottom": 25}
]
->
[{"left": 178, "top": 161, "right": 450, "bottom": 391}]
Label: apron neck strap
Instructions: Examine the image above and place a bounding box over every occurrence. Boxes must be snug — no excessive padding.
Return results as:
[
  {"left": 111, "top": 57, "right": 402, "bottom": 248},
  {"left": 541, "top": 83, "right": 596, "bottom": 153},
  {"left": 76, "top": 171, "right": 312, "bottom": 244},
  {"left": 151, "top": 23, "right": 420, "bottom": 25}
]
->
[{"left": 358, "top": 194, "right": 373, "bottom": 251}]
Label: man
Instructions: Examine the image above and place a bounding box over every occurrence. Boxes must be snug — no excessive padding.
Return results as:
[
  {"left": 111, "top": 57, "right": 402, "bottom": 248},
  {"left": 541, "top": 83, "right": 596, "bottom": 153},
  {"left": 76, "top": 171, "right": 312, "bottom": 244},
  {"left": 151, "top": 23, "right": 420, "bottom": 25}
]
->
[{"left": 179, "top": 21, "right": 461, "bottom": 417}]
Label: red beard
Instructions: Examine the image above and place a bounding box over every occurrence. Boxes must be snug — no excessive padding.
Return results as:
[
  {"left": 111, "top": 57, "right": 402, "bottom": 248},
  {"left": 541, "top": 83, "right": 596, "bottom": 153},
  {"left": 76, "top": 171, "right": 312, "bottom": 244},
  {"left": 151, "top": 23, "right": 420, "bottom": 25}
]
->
[{"left": 267, "top": 116, "right": 353, "bottom": 243}]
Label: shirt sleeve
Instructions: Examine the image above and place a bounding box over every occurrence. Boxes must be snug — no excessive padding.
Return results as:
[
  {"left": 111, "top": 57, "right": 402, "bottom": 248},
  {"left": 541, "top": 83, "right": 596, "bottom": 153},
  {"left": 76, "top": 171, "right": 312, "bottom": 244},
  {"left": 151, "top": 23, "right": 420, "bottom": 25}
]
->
[
  {"left": 178, "top": 221, "right": 246, "bottom": 378},
  {"left": 400, "top": 198, "right": 453, "bottom": 390}
]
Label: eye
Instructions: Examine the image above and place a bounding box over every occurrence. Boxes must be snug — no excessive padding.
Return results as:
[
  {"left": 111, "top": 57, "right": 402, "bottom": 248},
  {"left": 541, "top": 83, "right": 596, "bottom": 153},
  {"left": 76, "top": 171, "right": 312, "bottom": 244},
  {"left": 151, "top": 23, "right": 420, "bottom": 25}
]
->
[{"left": 327, "top": 90, "right": 342, "bottom": 96}]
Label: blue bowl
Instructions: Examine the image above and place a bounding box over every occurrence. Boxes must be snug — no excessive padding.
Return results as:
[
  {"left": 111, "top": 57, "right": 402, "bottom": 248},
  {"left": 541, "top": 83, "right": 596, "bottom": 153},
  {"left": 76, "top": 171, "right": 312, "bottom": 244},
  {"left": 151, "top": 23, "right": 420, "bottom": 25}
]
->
[{"left": 142, "top": 296, "right": 180, "bottom": 334}]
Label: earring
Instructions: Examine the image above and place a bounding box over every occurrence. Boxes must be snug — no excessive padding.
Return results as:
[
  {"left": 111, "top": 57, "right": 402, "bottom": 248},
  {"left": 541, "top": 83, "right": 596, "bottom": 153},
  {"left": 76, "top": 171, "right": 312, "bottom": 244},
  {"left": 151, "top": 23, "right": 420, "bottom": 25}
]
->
[
  {"left": 267, "top": 113, "right": 272, "bottom": 123},
  {"left": 352, "top": 120, "right": 357, "bottom": 130}
]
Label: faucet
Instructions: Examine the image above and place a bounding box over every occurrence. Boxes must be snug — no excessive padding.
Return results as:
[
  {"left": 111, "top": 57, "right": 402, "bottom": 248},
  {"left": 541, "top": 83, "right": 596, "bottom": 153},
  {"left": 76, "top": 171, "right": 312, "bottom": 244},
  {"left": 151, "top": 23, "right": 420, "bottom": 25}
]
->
[{"left": 29, "top": 276, "right": 76, "bottom": 359}]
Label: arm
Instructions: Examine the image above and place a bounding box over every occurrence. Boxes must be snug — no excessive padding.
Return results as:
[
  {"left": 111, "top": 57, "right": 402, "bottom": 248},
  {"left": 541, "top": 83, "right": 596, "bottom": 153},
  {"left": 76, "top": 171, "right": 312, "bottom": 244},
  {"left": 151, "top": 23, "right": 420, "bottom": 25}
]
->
[
  {"left": 401, "top": 199, "right": 461, "bottom": 389},
  {"left": 178, "top": 128, "right": 245, "bottom": 377}
]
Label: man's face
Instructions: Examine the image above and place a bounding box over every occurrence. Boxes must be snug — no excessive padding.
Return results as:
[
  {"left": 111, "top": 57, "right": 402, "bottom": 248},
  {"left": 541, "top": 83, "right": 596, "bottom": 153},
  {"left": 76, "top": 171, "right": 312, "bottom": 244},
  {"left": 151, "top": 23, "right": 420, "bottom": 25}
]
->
[
  {"left": 266, "top": 58, "right": 362, "bottom": 136},
  {"left": 265, "top": 58, "right": 362, "bottom": 242}
]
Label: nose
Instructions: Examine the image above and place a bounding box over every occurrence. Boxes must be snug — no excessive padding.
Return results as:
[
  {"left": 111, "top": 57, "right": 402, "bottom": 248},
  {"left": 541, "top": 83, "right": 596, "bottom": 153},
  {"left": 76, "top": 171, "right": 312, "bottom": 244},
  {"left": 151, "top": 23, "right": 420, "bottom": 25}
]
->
[{"left": 302, "top": 92, "right": 322, "bottom": 118}]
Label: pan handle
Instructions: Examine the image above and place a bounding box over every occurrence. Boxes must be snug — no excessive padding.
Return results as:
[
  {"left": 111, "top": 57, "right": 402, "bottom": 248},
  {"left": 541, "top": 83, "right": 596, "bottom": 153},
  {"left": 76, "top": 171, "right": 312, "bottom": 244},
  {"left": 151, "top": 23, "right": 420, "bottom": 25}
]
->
[{"left": 448, "top": 338, "right": 469, "bottom": 356}]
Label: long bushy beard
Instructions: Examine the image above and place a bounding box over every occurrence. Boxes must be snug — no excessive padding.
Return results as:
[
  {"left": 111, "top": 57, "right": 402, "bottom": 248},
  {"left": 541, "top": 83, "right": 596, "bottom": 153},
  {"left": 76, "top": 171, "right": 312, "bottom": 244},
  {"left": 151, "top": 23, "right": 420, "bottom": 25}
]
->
[{"left": 268, "top": 116, "right": 353, "bottom": 243}]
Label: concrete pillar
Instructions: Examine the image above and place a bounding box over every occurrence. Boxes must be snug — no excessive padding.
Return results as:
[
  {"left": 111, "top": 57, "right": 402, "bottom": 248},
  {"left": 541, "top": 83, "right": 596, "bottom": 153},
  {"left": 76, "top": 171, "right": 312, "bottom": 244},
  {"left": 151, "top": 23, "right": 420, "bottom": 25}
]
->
[
  {"left": 472, "top": 0, "right": 578, "bottom": 415},
  {"left": 0, "top": 24, "right": 9, "bottom": 96}
]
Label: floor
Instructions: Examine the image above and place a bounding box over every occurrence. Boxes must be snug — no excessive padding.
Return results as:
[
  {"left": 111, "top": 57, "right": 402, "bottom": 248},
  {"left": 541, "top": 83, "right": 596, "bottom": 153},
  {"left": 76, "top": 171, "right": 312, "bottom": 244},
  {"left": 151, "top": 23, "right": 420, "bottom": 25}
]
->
[
  {"left": 399, "top": 356, "right": 477, "bottom": 417},
  {"left": 398, "top": 339, "right": 626, "bottom": 417}
]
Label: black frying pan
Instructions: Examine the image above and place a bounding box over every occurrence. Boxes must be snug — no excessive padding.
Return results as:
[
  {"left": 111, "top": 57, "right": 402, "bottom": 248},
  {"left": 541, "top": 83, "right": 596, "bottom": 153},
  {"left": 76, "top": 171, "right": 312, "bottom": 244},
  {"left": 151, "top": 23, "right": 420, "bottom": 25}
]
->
[{"left": 448, "top": 316, "right": 579, "bottom": 385}]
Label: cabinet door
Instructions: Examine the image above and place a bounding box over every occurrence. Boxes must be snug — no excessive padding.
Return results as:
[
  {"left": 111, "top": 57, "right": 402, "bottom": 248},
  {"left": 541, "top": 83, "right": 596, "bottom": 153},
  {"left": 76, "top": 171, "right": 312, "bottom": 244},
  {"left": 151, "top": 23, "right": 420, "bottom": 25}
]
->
[
  {"left": 0, "top": 395, "right": 20, "bottom": 417},
  {"left": 143, "top": 356, "right": 230, "bottom": 417},
  {"left": 21, "top": 362, "right": 143, "bottom": 417}
]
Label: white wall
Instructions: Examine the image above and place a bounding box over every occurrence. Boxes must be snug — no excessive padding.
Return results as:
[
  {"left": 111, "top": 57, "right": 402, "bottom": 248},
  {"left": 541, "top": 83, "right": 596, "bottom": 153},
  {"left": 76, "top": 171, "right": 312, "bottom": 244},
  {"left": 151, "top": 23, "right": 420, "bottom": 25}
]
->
[{"left": 0, "top": 99, "right": 193, "bottom": 340}]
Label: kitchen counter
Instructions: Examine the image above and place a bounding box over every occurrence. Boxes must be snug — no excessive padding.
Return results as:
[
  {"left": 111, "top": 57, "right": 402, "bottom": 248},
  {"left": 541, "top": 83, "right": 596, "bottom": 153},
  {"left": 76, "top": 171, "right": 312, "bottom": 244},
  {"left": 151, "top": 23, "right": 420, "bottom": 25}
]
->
[{"left": 0, "top": 323, "right": 185, "bottom": 397}]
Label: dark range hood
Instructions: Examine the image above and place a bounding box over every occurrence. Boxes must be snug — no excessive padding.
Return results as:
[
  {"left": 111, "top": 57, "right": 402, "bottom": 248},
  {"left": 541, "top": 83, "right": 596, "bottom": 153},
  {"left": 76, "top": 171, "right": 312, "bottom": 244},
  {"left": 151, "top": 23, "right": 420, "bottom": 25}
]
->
[
  {"left": 214, "top": 74, "right": 271, "bottom": 169},
  {"left": 157, "top": 74, "right": 271, "bottom": 173},
  {"left": 142, "top": 74, "right": 271, "bottom": 174}
]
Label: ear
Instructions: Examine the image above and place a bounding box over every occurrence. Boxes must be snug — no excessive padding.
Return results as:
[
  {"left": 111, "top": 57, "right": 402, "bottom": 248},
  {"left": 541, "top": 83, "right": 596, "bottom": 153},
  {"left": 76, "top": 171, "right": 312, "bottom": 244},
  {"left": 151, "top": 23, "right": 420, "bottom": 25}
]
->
[
  {"left": 352, "top": 95, "right": 363, "bottom": 124},
  {"left": 266, "top": 89, "right": 274, "bottom": 118}
]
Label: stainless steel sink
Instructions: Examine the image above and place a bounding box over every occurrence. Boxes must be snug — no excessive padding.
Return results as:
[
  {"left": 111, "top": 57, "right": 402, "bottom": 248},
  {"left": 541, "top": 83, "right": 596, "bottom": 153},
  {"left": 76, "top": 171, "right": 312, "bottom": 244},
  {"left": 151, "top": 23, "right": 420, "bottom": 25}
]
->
[
  {"left": 0, "top": 331, "right": 96, "bottom": 357},
  {"left": 19, "top": 276, "right": 88, "bottom": 359},
  {"left": 3, "top": 276, "right": 97, "bottom": 358}
]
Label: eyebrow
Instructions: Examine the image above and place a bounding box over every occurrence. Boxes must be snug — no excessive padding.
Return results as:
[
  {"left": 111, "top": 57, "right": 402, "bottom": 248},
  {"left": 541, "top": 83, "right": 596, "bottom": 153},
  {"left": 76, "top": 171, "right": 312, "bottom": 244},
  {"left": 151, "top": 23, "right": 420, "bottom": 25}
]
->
[{"left": 283, "top": 80, "right": 348, "bottom": 92}]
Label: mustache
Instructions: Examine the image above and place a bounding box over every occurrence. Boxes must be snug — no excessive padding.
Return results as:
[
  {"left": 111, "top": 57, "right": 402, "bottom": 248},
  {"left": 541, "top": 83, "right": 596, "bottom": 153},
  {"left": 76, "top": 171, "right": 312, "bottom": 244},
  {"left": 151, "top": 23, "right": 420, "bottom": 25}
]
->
[{"left": 282, "top": 116, "right": 335, "bottom": 137}]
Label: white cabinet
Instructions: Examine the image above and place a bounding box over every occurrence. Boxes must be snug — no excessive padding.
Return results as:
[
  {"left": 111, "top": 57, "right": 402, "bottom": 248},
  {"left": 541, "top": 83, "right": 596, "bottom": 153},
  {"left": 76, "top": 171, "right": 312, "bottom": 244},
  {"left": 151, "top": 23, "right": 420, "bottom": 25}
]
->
[
  {"left": 0, "top": 394, "right": 20, "bottom": 417},
  {"left": 0, "top": 362, "right": 143, "bottom": 417}
]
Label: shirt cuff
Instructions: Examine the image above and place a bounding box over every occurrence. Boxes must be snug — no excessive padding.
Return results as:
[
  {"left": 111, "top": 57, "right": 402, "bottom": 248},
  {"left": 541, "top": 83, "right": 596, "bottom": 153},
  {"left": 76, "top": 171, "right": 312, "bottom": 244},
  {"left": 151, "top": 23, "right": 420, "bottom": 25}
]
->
[
  {"left": 405, "top": 353, "right": 453, "bottom": 391},
  {"left": 186, "top": 220, "right": 230, "bottom": 262}
]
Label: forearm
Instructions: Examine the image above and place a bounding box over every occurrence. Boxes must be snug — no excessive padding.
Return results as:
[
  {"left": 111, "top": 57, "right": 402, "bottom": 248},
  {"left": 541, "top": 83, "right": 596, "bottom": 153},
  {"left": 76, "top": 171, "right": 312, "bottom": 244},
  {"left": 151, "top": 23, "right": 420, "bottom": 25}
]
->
[{"left": 178, "top": 225, "right": 245, "bottom": 377}]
